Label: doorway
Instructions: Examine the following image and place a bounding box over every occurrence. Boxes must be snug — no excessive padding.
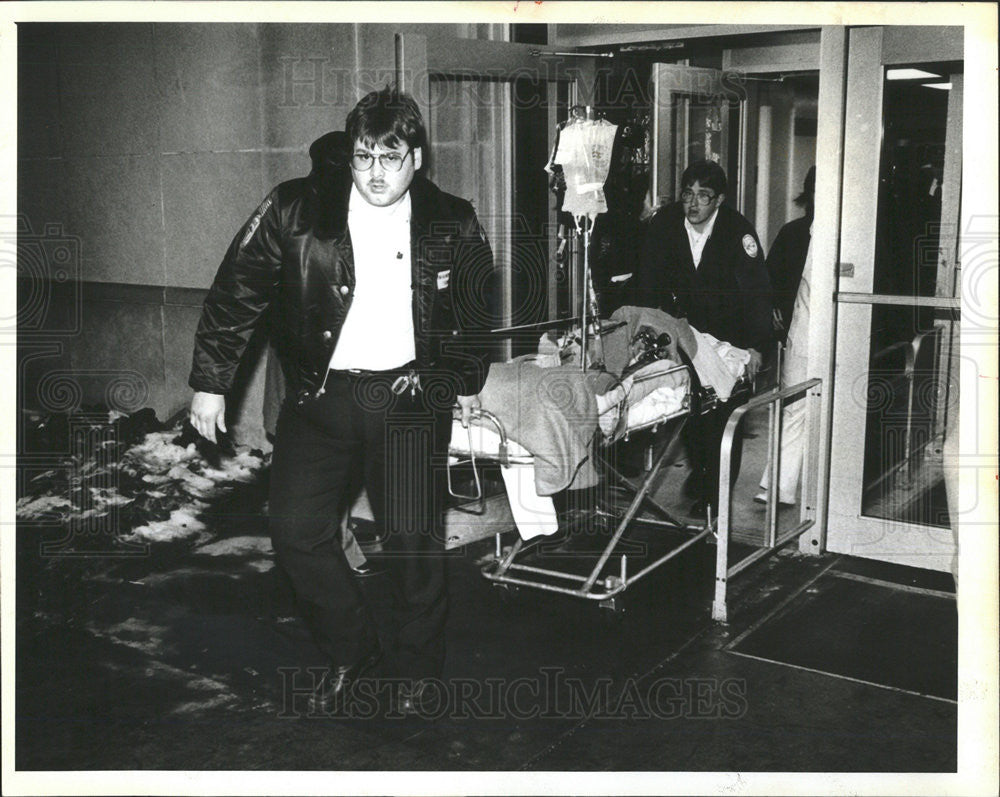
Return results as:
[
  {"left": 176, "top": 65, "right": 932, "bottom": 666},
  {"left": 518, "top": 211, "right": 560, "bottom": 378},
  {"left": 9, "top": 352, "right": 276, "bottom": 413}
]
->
[{"left": 826, "top": 26, "right": 963, "bottom": 572}]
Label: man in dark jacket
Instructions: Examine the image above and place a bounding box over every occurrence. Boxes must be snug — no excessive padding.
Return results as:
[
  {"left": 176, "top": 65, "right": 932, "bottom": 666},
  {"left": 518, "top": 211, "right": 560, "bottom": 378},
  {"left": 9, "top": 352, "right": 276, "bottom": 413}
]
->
[
  {"left": 189, "top": 88, "right": 495, "bottom": 714},
  {"left": 261, "top": 130, "right": 379, "bottom": 579},
  {"left": 633, "top": 160, "right": 772, "bottom": 518}
]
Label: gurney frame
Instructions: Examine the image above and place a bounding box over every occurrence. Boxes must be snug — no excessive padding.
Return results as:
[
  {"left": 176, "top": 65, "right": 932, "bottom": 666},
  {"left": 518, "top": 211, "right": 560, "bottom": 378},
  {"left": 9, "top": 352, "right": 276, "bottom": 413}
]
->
[{"left": 457, "top": 360, "right": 729, "bottom": 608}]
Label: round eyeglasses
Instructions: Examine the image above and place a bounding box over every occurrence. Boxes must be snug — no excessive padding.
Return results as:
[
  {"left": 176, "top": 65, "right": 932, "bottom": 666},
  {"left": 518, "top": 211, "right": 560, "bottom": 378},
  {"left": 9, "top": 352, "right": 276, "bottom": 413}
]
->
[
  {"left": 680, "top": 189, "right": 718, "bottom": 207},
  {"left": 351, "top": 149, "right": 412, "bottom": 172}
]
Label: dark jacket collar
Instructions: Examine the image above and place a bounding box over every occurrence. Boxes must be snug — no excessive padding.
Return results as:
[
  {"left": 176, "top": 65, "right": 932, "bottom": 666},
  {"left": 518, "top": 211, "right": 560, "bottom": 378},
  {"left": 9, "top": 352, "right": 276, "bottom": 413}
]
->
[{"left": 407, "top": 174, "right": 435, "bottom": 234}]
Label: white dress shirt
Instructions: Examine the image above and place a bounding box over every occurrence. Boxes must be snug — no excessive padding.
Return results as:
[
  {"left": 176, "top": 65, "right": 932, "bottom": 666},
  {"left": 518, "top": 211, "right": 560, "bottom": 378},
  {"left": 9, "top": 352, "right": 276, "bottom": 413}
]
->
[
  {"left": 328, "top": 185, "right": 416, "bottom": 370},
  {"left": 683, "top": 208, "right": 720, "bottom": 269}
]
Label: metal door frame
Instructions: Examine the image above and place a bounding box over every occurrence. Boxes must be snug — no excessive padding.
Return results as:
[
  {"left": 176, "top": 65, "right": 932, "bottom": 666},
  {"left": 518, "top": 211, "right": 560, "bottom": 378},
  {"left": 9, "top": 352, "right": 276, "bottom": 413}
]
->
[{"left": 823, "top": 26, "right": 963, "bottom": 572}]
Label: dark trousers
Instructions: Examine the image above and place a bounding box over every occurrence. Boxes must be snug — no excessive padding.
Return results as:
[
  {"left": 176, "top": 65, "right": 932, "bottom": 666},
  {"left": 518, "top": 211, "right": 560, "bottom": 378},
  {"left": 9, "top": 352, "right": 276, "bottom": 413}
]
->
[
  {"left": 683, "top": 392, "right": 749, "bottom": 511},
  {"left": 268, "top": 369, "right": 451, "bottom": 679}
]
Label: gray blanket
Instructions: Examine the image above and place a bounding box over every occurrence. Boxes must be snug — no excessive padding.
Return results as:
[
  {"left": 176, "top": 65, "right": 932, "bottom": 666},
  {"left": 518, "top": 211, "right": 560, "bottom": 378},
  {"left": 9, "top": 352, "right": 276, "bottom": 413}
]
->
[{"left": 479, "top": 357, "right": 614, "bottom": 496}]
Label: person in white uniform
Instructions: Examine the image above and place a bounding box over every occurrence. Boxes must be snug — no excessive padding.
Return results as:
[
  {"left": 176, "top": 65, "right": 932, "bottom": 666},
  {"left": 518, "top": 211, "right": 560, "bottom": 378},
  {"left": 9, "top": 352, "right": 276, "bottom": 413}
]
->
[{"left": 757, "top": 227, "right": 813, "bottom": 505}]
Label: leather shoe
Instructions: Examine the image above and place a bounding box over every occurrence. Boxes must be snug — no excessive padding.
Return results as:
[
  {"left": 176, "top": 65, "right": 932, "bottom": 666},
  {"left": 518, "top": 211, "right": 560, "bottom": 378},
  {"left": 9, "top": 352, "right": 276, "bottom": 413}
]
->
[
  {"left": 308, "top": 644, "right": 382, "bottom": 714},
  {"left": 396, "top": 680, "right": 436, "bottom": 717},
  {"left": 350, "top": 561, "right": 385, "bottom": 578}
]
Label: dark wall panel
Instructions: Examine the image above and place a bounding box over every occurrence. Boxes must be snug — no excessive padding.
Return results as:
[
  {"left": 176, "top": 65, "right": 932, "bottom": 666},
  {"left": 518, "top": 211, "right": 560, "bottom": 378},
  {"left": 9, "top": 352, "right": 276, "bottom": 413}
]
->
[
  {"left": 57, "top": 24, "right": 161, "bottom": 159},
  {"left": 155, "top": 24, "right": 263, "bottom": 154},
  {"left": 161, "top": 151, "right": 264, "bottom": 289},
  {"left": 62, "top": 154, "right": 165, "bottom": 286},
  {"left": 260, "top": 24, "right": 357, "bottom": 152}
]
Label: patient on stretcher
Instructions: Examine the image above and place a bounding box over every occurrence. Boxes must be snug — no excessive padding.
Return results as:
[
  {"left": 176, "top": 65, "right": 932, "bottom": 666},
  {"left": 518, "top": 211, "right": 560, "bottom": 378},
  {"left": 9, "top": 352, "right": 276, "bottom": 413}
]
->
[{"left": 448, "top": 306, "right": 750, "bottom": 541}]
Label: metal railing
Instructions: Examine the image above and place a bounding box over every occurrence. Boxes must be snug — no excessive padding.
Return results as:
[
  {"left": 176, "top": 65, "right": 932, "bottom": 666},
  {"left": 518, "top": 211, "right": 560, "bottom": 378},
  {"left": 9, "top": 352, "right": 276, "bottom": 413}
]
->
[{"left": 712, "top": 377, "right": 823, "bottom": 623}]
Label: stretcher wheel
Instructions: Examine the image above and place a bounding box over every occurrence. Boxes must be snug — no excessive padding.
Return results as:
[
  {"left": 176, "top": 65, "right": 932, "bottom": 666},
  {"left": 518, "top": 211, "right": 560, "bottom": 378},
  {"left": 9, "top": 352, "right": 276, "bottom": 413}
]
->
[
  {"left": 599, "top": 595, "right": 626, "bottom": 615},
  {"left": 491, "top": 583, "right": 527, "bottom": 611}
]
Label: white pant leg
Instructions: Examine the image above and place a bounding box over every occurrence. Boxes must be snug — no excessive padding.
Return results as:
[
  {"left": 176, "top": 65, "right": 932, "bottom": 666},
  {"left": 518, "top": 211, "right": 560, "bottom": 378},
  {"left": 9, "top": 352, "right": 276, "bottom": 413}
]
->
[
  {"left": 759, "top": 338, "right": 808, "bottom": 503},
  {"left": 759, "top": 396, "right": 807, "bottom": 503}
]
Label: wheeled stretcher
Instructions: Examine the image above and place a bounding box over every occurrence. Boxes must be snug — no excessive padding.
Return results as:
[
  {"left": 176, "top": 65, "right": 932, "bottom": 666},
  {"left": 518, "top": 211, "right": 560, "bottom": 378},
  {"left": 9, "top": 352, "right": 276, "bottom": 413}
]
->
[{"left": 446, "top": 325, "right": 750, "bottom": 608}]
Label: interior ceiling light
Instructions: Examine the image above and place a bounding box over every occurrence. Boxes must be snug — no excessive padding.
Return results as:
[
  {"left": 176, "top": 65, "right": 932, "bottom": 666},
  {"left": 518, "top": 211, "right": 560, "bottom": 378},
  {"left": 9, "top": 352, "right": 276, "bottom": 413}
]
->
[
  {"left": 886, "top": 68, "right": 941, "bottom": 80},
  {"left": 923, "top": 82, "right": 952, "bottom": 90}
]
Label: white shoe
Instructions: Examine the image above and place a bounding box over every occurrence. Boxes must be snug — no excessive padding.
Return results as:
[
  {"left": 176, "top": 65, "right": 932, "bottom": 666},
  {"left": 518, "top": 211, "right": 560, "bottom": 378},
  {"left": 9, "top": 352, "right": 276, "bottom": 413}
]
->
[{"left": 754, "top": 492, "right": 796, "bottom": 507}]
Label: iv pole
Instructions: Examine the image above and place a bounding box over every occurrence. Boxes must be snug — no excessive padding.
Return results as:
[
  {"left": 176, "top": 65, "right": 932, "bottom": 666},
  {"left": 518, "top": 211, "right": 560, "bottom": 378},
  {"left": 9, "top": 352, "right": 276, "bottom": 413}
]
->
[
  {"left": 556, "top": 104, "right": 611, "bottom": 371},
  {"left": 578, "top": 213, "right": 602, "bottom": 371},
  {"left": 578, "top": 106, "right": 606, "bottom": 370},
  {"left": 580, "top": 215, "right": 589, "bottom": 368}
]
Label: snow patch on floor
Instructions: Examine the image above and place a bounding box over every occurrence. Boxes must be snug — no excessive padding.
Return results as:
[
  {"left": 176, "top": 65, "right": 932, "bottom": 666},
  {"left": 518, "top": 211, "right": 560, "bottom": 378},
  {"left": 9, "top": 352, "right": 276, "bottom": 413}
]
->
[
  {"left": 122, "top": 432, "right": 200, "bottom": 472},
  {"left": 16, "top": 495, "right": 74, "bottom": 518},
  {"left": 128, "top": 508, "right": 209, "bottom": 543},
  {"left": 168, "top": 694, "right": 241, "bottom": 715},
  {"left": 195, "top": 535, "right": 273, "bottom": 558},
  {"left": 88, "top": 617, "right": 174, "bottom": 656}
]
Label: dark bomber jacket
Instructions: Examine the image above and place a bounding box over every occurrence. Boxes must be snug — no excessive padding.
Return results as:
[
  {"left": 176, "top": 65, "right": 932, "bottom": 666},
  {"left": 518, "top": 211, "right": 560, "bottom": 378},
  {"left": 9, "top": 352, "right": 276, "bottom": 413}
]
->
[
  {"left": 634, "top": 202, "right": 772, "bottom": 354},
  {"left": 189, "top": 169, "right": 496, "bottom": 403}
]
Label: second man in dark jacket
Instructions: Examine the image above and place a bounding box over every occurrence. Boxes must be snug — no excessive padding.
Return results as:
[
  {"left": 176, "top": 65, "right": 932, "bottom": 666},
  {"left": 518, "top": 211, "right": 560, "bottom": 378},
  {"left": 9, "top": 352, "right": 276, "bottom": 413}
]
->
[{"left": 633, "top": 160, "right": 772, "bottom": 518}]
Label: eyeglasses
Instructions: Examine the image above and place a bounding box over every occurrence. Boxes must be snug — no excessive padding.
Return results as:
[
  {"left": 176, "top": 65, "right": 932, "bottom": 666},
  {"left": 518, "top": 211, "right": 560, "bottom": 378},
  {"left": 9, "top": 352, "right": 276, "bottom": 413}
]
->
[
  {"left": 680, "top": 189, "right": 718, "bottom": 206},
  {"left": 351, "top": 149, "right": 412, "bottom": 172}
]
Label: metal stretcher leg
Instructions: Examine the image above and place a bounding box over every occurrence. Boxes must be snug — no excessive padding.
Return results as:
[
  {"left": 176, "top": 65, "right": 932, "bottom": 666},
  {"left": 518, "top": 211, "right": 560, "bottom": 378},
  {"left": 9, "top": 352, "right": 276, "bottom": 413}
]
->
[
  {"left": 497, "top": 536, "right": 525, "bottom": 571},
  {"left": 483, "top": 410, "right": 719, "bottom": 601},
  {"left": 580, "top": 417, "right": 690, "bottom": 593},
  {"left": 597, "top": 454, "right": 699, "bottom": 532}
]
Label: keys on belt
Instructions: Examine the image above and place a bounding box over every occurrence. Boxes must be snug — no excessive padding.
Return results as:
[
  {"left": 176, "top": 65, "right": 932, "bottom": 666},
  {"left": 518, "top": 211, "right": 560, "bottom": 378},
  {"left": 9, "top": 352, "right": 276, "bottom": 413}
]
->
[
  {"left": 390, "top": 370, "right": 422, "bottom": 398},
  {"left": 329, "top": 366, "right": 423, "bottom": 397}
]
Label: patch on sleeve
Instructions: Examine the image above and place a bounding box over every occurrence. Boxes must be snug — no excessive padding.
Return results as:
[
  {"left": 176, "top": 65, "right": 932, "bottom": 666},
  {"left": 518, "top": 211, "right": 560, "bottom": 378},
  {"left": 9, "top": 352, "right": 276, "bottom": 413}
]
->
[
  {"left": 240, "top": 196, "right": 273, "bottom": 249},
  {"left": 741, "top": 233, "right": 759, "bottom": 258},
  {"left": 437, "top": 269, "right": 451, "bottom": 290}
]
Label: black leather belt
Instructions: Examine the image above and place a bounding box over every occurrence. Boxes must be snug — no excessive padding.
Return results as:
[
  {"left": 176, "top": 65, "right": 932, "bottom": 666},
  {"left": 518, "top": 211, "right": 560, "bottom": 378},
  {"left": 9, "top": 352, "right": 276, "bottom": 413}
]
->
[
  {"left": 328, "top": 362, "right": 422, "bottom": 397},
  {"left": 328, "top": 360, "right": 416, "bottom": 378}
]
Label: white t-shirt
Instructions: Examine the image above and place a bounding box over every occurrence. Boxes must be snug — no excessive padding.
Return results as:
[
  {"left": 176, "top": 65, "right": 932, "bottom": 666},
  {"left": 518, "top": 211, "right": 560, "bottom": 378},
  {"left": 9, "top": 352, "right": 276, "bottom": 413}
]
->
[{"left": 328, "top": 185, "right": 416, "bottom": 370}]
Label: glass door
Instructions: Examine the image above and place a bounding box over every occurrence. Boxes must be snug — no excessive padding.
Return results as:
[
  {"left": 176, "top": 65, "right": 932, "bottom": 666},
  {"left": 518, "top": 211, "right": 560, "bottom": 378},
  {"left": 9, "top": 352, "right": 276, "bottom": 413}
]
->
[
  {"left": 826, "top": 26, "right": 962, "bottom": 571},
  {"left": 649, "top": 64, "right": 745, "bottom": 210}
]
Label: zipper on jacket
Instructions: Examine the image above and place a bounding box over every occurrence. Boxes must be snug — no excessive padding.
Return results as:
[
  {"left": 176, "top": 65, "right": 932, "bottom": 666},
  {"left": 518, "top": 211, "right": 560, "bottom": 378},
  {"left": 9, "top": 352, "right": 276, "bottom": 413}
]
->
[
  {"left": 297, "top": 366, "right": 332, "bottom": 403},
  {"left": 314, "top": 367, "right": 331, "bottom": 398}
]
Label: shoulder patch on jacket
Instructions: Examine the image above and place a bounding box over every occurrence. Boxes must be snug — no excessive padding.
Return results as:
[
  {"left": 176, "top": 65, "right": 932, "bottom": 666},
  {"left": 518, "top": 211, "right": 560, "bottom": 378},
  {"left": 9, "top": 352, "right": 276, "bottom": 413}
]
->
[
  {"left": 240, "top": 196, "right": 273, "bottom": 249},
  {"left": 741, "top": 233, "right": 759, "bottom": 258}
]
